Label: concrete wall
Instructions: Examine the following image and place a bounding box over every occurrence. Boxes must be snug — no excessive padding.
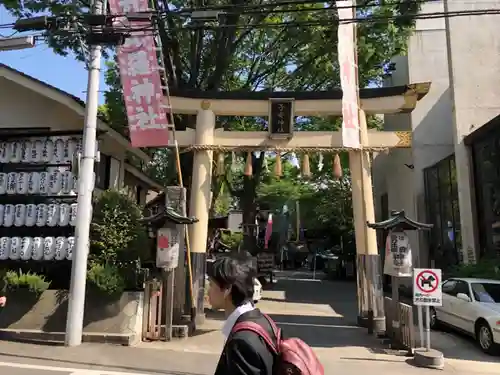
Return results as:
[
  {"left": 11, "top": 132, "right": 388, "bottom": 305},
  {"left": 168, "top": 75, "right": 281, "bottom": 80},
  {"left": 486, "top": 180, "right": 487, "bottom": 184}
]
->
[
  {"left": 444, "top": 0, "right": 500, "bottom": 262},
  {"left": 0, "top": 290, "right": 144, "bottom": 345},
  {"left": 373, "top": 0, "right": 454, "bottom": 269}
]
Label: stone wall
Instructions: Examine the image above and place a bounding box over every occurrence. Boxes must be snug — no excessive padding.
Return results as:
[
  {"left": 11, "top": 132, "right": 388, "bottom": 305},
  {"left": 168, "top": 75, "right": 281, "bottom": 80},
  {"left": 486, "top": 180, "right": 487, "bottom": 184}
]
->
[{"left": 0, "top": 290, "right": 143, "bottom": 345}]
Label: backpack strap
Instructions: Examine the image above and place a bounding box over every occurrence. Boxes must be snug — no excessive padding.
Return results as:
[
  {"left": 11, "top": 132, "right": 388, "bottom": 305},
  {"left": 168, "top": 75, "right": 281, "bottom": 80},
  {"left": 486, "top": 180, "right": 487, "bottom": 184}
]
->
[{"left": 232, "top": 321, "right": 279, "bottom": 354}]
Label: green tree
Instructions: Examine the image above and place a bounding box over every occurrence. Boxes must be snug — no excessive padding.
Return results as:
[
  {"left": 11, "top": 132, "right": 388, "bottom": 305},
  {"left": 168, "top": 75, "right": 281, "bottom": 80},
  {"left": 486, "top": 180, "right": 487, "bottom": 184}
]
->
[{"left": 3, "top": 0, "right": 420, "bottom": 248}]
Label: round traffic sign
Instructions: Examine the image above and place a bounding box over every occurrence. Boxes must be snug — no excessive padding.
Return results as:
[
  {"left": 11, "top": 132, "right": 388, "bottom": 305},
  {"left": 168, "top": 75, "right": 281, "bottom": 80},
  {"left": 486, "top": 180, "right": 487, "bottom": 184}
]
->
[{"left": 416, "top": 270, "right": 439, "bottom": 293}]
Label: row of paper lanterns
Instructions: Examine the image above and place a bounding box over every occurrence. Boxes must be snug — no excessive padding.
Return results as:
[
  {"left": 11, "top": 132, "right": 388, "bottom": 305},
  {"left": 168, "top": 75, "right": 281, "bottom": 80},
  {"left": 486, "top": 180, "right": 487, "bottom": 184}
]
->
[
  {"left": 0, "top": 137, "right": 87, "bottom": 164},
  {"left": 0, "top": 203, "right": 78, "bottom": 228},
  {"left": 0, "top": 236, "right": 74, "bottom": 261},
  {"left": 0, "top": 170, "right": 84, "bottom": 195}
]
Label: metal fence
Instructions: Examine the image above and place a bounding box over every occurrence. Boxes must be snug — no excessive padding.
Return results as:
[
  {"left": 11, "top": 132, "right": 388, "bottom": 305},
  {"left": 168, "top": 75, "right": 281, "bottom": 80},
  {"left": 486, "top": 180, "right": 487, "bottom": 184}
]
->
[{"left": 384, "top": 296, "right": 415, "bottom": 353}]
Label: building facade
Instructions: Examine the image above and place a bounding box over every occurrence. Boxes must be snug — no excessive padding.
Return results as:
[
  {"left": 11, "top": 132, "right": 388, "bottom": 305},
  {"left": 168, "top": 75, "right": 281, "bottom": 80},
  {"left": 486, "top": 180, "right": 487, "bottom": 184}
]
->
[{"left": 372, "top": 0, "right": 500, "bottom": 271}]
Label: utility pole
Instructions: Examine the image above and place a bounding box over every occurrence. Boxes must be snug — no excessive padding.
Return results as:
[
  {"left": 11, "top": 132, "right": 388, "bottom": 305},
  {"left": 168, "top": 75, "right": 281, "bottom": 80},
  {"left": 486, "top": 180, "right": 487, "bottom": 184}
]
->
[{"left": 65, "top": 0, "right": 106, "bottom": 347}]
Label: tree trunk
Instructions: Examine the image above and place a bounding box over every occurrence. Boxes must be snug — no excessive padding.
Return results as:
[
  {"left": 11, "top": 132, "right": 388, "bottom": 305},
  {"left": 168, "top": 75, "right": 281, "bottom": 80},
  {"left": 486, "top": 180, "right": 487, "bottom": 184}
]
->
[{"left": 241, "top": 153, "right": 265, "bottom": 254}]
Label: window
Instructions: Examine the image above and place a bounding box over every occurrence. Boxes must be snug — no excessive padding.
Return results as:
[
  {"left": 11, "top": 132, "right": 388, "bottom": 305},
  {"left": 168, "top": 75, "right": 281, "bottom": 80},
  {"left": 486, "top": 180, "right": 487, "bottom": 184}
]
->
[
  {"left": 442, "top": 280, "right": 457, "bottom": 295},
  {"left": 454, "top": 281, "right": 470, "bottom": 298},
  {"left": 471, "top": 282, "right": 500, "bottom": 303},
  {"left": 472, "top": 135, "right": 500, "bottom": 257},
  {"left": 424, "top": 155, "right": 461, "bottom": 270},
  {"left": 95, "top": 153, "right": 111, "bottom": 190}
]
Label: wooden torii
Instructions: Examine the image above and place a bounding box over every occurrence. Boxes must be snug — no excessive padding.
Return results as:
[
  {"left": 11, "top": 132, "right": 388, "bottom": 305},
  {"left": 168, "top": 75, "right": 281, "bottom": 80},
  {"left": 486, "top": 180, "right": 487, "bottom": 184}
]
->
[{"left": 168, "top": 83, "right": 430, "bottom": 327}]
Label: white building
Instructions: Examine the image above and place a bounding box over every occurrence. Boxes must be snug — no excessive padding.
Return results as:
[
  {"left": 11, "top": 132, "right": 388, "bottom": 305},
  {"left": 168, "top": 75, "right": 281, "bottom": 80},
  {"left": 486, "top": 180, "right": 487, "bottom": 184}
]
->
[{"left": 372, "top": 0, "right": 500, "bottom": 271}]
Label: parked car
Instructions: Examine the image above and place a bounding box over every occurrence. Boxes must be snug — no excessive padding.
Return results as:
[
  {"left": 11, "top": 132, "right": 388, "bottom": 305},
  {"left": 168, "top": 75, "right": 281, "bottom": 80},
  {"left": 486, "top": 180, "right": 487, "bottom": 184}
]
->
[{"left": 430, "top": 277, "right": 500, "bottom": 354}]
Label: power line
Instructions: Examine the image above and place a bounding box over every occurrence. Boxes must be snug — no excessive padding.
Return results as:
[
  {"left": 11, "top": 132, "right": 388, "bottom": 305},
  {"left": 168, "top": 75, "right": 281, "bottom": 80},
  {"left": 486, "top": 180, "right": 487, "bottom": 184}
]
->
[{"left": 3, "top": 6, "right": 500, "bottom": 39}]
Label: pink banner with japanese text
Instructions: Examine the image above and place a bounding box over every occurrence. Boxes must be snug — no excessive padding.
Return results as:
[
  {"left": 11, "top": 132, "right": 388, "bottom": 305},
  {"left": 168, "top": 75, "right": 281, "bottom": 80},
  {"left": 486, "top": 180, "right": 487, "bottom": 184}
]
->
[
  {"left": 336, "top": 0, "right": 360, "bottom": 149},
  {"left": 108, "top": 0, "right": 170, "bottom": 148}
]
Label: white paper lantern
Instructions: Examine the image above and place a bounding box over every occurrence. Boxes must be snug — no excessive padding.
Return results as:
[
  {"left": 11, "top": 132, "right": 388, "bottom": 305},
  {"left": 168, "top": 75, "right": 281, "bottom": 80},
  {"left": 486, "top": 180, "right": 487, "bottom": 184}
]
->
[
  {"left": 54, "top": 236, "right": 67, "bottom": 260},
  {"left": 32, "top": 140, "right": 43, "bottom": 163},
  {"left": 43, "top": 236, "right": 56, "bottom": 260},
  {"left": 66, "top": 236, "right": 75, "bottom": 260},
  {"left": 61, "top": 171, "right": 73, "bottom": 194},
  {"left": 25, "top": 204, "right": 37, "bottom": 227},
  {"left": 59, "top": 203, "right": 70, "bottom": 226},
  {"left": 14, "top": 204, "right": 26, "bottom": 227},
  {"left": 20, "top": 237, "right": 32, "bottom": 260},
  {"left": 0, "top": 237, "right": 11, "bottom": 260},
  {"left": 0, "top": 142, "right": 10, "bottom": 163},
  {"left": 42, "top": 139, "right": 54, "bottom": 163},
  {"left": 27, "top": 172, "right": 39, "bottom": 194},
  {"left": 36, "top": 204, "right": 48, "bottom": 227},
  {"left": 21, "top": 141, "right": 31, "bottom": 163},
  {"left": 6, "top": 172, "right": 17, "bottom": 195},
  {"left": 0, "top": 173, "right": 7, "bottom": 195},
  {"left": 47, "top": 204, "right": 59, "bottom": 227},
  {"left": 16, "top": 172, "right": 29, "bottom": 195},
  {"left": 3, "top": 204, "right": 14, "bottom": 227},
  {"left": 64, "top": 138, "right": 76, "bottom": 162},
  {"left": 38, "top": 172, "right": 49, "bottom": 195},
  {"left": 31, "top": 237, "right": 44, "bottom": 260},
  {"left": 10, "top": 141, "right": 22, "bottom": 163},
  {"left": 53, "top": 138, "right": 65, "bottom": 163},
  {"left": 69, "top": 203, "right": 78, "bottom": 226},
  {"left": 9, "top": 237, "right": 21, "bottom": 260},
  {"left": 48, "top": 169, "right": 62, "bottom": 194}
]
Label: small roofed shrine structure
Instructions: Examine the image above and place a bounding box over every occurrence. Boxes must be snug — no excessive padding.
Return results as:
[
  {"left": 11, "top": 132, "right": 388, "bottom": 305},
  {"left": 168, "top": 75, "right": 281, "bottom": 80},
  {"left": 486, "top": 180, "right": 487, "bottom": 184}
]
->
[{"left": 368, "top": 210, "right": 433, "bottom": 348}]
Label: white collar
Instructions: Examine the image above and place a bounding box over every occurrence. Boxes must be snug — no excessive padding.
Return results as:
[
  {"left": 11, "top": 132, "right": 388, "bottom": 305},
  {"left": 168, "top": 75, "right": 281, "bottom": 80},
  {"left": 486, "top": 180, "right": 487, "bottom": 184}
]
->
[{"left": 222, "top": 301, "right": 255, "bottom": 342}]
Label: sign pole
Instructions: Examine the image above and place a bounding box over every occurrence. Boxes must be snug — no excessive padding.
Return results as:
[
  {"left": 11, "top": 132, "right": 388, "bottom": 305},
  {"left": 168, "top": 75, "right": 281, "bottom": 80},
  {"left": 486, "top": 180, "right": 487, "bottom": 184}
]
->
[
  {"left": 418, "top": 305, "right": 424, "bottom": 348},
  {"left": 425, "top": 305, "right": 431, "bottom": 351}
]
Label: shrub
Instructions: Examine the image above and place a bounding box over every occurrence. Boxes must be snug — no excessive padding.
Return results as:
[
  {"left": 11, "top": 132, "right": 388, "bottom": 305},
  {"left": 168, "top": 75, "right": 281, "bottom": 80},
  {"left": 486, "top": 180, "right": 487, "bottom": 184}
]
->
[
  {"left": 90, "top": 190, "right": 149, "bottom": 264},
  {"left": 449, "top": 258, "right": 500, "bottom": 280},
  {"left": 3, "top": 270, "right": 50, "bottom": 295},
  {"left": 221, "top": 231, "right": 243, "bottom": 251},
  {"left": 87, "top": 263, "right": 125, "bottom": 297}
]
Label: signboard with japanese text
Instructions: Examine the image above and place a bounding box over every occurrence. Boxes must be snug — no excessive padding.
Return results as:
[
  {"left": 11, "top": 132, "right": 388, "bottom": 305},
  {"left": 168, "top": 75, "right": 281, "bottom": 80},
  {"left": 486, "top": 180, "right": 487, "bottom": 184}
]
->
[
  {"left": 383, "top": 230, "right": 412, "bottom": 277},
  {"left": 413, "top": 268, "right": 442, "bottom": 306},
  {"left": 108, "top": 0, "right": 170, "bottom": 148},
  {"left": 336, "top": 0, "right": 361, "bottom": 148},
  {"left": 269, "top": 99, "right": 294, "bottom": 138},
  {"left": 156, "top": 227, "right": 179, "bottom": 270},
  {"left": 257, "top": 252, "right": 275, "bottom": 274}
]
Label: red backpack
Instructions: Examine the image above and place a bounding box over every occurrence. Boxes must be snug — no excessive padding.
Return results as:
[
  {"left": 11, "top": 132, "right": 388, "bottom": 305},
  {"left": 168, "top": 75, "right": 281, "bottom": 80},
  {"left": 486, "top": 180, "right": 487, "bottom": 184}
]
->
[{"left": 232, "top": 313, "right": 324, "bottom": 375}]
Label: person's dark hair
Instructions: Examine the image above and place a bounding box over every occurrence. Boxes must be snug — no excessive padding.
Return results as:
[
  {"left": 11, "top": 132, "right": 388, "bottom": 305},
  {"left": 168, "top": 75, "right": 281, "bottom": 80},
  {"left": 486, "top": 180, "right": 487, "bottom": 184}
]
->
[{"left": 208, "top": 255, "right": 256, "bottom": 307}]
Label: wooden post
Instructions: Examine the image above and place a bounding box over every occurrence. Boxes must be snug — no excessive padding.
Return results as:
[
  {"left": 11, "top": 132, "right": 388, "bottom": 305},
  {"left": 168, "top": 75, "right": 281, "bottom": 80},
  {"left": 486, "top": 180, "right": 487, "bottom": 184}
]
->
[
  {"left": 166, "top": 186, "right": 187, "bottom": 324},
  {"left": 164, "top": 269, "right": 175, "bottom": 341}
]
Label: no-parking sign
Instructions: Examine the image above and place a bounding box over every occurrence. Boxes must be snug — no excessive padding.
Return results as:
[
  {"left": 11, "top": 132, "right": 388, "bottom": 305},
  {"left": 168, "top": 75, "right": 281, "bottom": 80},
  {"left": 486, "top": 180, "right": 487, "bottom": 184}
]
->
[{"left": 413, "top": 268, "right": 442, "bottom": 306}]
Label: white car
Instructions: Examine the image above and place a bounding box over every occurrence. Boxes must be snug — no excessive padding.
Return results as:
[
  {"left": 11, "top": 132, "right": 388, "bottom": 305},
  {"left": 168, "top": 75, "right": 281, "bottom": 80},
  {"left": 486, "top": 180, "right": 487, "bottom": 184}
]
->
[{"left": 431, "top": 278, "right": 500, "bottom": 354}]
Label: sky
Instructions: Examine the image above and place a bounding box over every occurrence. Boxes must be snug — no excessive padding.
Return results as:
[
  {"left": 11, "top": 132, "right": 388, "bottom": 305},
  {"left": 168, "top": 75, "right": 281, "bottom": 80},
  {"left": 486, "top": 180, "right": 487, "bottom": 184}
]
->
[{"left": 0, "top": 6, "right": 108, "bottom": 104}]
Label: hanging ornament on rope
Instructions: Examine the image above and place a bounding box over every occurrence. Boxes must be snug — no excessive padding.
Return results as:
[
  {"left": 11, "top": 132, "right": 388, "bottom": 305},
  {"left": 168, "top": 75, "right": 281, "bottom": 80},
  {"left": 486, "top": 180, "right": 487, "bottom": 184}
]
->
[
  {"left": 301, "top": 154, "right": 311, "bottom": 179},
  {"left": 333, "top": 153, "right": 343, "bottom": 179},
  {"left": 317, "top": 153, "right": 324, "bottom": 172},
  {"left": 244, "top": 152, "right": 253, "bottom": 176},
  {"left": 275, "top": 153, "right": 282, "bottom": 177},
  {"left": 216, "top": 152, "right": 225, "bottom": 176},
  {"left": 231, "top": 151, "right": 237, "bottom": 172},
  {"left": 263, "top": 152, "right": 269, "bottom": 172}
]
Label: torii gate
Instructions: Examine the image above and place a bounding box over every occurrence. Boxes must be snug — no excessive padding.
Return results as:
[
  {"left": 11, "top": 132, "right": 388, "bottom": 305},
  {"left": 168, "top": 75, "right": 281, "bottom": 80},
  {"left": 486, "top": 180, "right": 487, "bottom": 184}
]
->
[{"left": 170, "top": 83, "right": 430, "bottom": 329}]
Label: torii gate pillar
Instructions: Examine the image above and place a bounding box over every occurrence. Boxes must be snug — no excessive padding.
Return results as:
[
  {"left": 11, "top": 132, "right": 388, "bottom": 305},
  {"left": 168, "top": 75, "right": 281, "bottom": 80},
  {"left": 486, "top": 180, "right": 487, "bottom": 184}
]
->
[{"left": 187, "top": 105, "right": 215, "bottom": 323}]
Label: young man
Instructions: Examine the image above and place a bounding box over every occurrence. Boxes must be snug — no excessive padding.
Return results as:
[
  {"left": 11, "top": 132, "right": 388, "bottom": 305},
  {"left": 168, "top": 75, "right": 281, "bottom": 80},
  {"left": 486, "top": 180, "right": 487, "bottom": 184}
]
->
[
  {"left": 208, "top": 255, "right": 276, "bottom": 375},
  {"left": 0, "top": 296, "right": 6, "bottom": 307}
]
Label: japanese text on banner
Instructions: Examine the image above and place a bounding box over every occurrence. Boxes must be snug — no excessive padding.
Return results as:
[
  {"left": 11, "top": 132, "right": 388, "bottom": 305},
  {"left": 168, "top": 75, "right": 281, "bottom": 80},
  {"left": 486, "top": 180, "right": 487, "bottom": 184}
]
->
[
  {"left": 108, "top": 0, "right": 170, "bottom": 148},
  {"left": 336, "top": 0, "right": 360, "bottom": 149}
]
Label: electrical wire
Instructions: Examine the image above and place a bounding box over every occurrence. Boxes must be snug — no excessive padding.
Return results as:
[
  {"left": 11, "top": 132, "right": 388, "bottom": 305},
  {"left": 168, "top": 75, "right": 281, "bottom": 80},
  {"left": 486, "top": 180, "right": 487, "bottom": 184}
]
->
[{"left": 3, "top": 5, "right": 500, "bottom": 36}]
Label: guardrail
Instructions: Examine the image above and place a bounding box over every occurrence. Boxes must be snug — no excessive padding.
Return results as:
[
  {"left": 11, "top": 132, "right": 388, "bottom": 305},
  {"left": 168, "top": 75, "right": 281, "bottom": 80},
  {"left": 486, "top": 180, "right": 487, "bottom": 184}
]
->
[{"left": 384, "top": 296, "right": 414, "bottom": 354}]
